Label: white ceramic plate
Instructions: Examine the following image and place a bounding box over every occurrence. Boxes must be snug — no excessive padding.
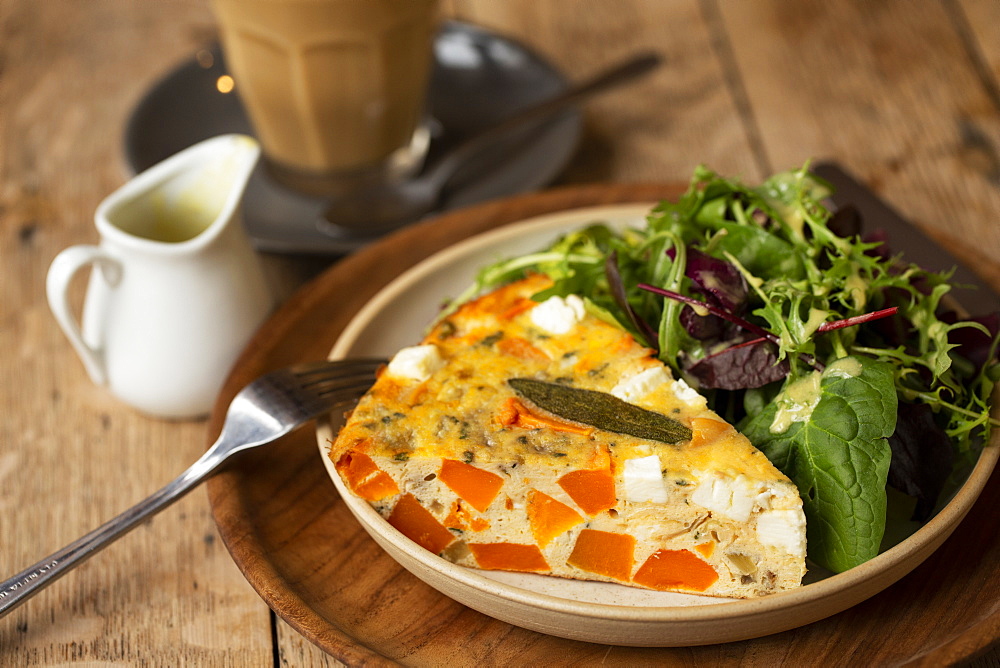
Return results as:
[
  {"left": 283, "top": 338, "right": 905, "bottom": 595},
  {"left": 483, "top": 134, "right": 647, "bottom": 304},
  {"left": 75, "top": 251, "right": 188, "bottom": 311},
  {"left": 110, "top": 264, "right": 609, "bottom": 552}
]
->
[{"left": 316, "top": 203, "right": 999, "bottom": 646}]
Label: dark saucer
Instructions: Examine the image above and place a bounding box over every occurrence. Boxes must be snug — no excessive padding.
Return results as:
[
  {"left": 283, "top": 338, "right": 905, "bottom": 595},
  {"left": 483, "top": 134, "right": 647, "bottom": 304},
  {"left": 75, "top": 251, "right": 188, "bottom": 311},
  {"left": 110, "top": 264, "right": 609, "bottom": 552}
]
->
[{"left": 124, "top": 21, "right": 582, "bottom": 255}]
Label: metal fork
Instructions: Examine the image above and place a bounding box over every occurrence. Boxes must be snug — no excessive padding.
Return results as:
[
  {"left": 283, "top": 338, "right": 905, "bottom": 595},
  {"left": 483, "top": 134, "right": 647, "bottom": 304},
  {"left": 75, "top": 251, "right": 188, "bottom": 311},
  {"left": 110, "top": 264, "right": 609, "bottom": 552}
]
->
[{"left": 0, "top": 358, "right": 383, "bottom": 618}]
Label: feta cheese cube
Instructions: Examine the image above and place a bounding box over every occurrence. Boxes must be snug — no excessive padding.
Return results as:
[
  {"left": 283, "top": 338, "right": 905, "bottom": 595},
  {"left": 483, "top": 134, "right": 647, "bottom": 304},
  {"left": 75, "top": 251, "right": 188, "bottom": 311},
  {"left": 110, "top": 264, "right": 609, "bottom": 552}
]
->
[
  {"left": 756, "top": 509, "right": 807, "bottom": 555},
  {"left": 690, "top": 474, "right": 768, "bottom": 522},
  {"left": 386, "top": 344, "right": 444, "bottom": 382},
  {"left": 611, "top": 366, "right": 672, "bottom": 402},
  {"left": 623, "top": 455, "right": 669, "bottom": 503},
  {"left": 530, "top": 295, "right": 586, "bottom": 334},
  {"left": 670, "top": 378, "right": 706, "bottom": 407}
]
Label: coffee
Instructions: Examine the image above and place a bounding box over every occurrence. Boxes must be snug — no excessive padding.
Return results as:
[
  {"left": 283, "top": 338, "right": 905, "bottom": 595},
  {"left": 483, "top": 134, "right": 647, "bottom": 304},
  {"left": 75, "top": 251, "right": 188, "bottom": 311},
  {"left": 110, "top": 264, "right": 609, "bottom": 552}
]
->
[{"left": 211, "top": 0, "right": 439, "bottom": 192}]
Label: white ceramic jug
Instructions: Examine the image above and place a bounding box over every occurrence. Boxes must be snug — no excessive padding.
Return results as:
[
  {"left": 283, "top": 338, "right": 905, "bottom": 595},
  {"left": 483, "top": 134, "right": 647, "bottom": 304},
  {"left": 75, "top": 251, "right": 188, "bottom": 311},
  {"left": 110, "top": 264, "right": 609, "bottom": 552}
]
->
[{"left": 47, "top": 134, "right": 275, "bottom": 418}]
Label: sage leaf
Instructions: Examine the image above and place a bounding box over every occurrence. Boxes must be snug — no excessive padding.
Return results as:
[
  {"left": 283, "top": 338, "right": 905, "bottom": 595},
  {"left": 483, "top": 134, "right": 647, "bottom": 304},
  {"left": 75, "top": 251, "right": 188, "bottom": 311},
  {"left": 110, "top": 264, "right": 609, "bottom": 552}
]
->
[
  {"left": 740, "top": 356, "right": 897, "bottom": 572},
  {"left": 509, "top": 378, "right": 692, "bottom": 444}
]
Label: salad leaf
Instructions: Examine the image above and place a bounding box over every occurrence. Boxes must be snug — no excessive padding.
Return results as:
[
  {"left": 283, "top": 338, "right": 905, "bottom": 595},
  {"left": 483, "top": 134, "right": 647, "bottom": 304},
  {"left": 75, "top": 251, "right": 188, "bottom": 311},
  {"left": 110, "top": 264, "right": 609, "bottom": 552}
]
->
[
  {"left": 948, "top": 312, "right": 999, "bottom": 370},
  {"left": 701, "top": 222, "right": 805, "bottom": 281},
  {"left": 740, "top": 357, "right": 896, "bottom": 572}
]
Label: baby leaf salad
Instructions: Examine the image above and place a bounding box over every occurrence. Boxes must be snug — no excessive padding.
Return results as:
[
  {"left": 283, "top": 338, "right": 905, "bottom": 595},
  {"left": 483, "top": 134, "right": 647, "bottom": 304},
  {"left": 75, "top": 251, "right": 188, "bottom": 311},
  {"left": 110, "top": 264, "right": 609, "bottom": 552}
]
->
[{"left": 456, "top": 165, "right": 999, "bottom": 573}]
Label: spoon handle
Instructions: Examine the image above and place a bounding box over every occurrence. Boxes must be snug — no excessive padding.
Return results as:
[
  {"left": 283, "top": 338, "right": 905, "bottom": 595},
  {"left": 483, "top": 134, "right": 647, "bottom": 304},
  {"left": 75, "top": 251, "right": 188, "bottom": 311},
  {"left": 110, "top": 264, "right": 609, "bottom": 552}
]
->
[{"left": 436, "top": 52, "right": 663, "bottom": 179}]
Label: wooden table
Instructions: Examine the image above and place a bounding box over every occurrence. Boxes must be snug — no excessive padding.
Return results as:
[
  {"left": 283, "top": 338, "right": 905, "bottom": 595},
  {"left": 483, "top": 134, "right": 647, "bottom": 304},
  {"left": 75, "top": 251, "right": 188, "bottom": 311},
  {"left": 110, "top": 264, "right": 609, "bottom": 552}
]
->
[{"left": 1, "top": 1, "right": 998, "bottom": 664}]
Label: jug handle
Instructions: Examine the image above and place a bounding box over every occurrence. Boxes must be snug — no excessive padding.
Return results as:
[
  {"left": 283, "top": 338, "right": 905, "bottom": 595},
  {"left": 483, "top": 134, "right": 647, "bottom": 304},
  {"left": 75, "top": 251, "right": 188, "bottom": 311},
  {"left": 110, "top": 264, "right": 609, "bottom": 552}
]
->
[{"left": 46, "top": 246, "right": 122, "bottom": 386}]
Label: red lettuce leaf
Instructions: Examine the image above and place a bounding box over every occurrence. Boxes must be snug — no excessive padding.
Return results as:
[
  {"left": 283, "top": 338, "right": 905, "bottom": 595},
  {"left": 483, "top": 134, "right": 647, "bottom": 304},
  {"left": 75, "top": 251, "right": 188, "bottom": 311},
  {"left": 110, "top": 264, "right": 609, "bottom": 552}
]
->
[
  {"left": 667, "top": 246, "right": 749, "bottom": 313},
  {"left": 685, "top": 338, "right": 789, "bottom": 390},
  {"left": 680, "top": 305, "right": 725, "bottom": 340},
  {"left": 827, "top": 203, "right": 862, "bottom": 240}
]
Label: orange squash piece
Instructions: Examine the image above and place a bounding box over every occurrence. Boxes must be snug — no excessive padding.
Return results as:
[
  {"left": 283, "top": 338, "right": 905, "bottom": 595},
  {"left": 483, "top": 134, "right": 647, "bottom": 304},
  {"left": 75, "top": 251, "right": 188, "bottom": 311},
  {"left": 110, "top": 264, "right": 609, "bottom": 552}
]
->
[
  {"left": 443, "top": 503, "right": 464, "bottom": 531},
  {"left": 500, "top": 296, "right": 539, "bottom": 320},
  {"left": 566, "top": 529, "right": 635, "bottom": 581},
  {"left": 690, "top": 417, "right": 732, "bottom": 447},
  {"left": 467, "top": 283, "right": 537, "bottom": 322},
  {"left": 468, "top": 542, "right": 549, "bottom": 572},
  {"left": 611, "top": 333, "right": 638, "bottom": 353},
  {"left": 527, "top": 490, "right": 584, "bottom": 547},
  {"left": 335, "top": 451, "right": 399, "bottom": 502},
  {"left": 496, "top": 336, "right": 550, "bottom": 362},
  {"left": 444, "top": 500, "right": 490, "bottom": 532},
  {"left": 695, "top": 541, "right": 716, "bottom": 559},
  {"left": 438, "top": 459, "right": 504, "bottom": 512},
  {"left": 557, "top": 468, "right": 616, "bottom": 515},
  {"left": 497, "top": 397, "right": 595, "bottom": 437},
  {"left": 632, "top": 549, "right": 719, "bottom": 592},
  {"left": 387, "top": 493, "right": 455, "bottom": 555}
]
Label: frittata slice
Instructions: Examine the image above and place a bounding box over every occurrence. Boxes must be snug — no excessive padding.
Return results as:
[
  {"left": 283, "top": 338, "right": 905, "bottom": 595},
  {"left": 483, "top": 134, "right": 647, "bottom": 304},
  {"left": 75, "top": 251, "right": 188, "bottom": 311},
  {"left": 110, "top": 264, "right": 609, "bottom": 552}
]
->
[{"left": 329, "top": 274, "right": 807, "bottom": 598}]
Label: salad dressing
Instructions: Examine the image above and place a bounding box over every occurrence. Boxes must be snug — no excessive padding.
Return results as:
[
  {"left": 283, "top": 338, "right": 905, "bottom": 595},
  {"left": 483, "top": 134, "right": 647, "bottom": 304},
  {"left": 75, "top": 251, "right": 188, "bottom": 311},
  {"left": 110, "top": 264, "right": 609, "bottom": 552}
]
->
[
  {"left": 768, "top": 200, "right": 805, "bottom": 239},
  {"left": 768, "top": 357, "right": 865, "bottom": 434},
  {"left": 825, "top": 356, "right": 863, "bottom": 380},
  {"left": 844, "top": 266, "right": 868, "bottom": 310},
  {"left": 769, "top": 372, "right": 822, "bottom": 434},
  {"left": 690, "top": 303, "right": 710, "bottom": 317},
  {"left": 803, "top": 308, "right": 829, "bottom": 337}
]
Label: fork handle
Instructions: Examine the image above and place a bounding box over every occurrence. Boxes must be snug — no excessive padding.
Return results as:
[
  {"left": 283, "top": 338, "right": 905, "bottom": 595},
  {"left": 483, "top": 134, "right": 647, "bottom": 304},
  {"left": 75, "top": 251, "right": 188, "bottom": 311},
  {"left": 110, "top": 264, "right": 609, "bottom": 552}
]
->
[{"left": 0, "top": 453, "right": 217, "bottom": 618}]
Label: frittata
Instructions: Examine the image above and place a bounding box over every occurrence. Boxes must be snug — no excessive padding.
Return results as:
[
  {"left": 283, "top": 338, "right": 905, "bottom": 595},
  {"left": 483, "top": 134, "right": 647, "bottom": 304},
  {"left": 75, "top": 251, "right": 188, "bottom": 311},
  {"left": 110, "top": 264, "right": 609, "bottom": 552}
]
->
[{"left": 329, "top": 274, "right": 807, "bottom": 598}]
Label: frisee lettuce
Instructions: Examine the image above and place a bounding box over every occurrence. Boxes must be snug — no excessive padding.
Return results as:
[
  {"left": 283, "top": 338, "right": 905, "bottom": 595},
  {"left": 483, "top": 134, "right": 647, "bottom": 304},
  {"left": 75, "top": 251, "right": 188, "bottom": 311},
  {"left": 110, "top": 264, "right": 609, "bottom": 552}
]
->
[{"left": 458, "top": 164, "right": 999, "bottom": 572}]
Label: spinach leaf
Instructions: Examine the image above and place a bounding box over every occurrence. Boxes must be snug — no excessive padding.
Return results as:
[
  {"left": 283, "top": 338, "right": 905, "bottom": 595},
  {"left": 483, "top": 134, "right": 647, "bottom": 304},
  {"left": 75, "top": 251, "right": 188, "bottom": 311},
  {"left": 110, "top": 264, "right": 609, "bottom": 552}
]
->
[{"left": 741, "top": 357, "right": 897, "bottom": 572}]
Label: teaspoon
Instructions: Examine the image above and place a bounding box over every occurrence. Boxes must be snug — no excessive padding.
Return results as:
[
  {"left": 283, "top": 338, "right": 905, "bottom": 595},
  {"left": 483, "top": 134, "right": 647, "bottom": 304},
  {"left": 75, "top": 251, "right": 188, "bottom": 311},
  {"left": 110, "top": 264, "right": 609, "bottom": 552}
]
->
[{"left": 320, "top": 52, "right": 663, "bottom": 234}]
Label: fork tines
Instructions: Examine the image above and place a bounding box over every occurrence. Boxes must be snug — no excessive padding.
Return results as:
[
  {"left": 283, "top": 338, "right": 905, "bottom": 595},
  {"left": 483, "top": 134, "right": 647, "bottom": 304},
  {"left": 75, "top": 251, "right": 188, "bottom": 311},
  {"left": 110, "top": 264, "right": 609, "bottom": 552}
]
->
[{"left": 293, "top": 358, "right": 384, "bottom": 395}]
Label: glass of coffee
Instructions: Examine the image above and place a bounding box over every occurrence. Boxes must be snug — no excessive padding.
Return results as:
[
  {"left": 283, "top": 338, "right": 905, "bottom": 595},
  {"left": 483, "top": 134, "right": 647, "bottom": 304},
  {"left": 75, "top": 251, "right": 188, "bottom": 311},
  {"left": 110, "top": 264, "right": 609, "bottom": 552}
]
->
[{"left": 210, "top": 0, "right": 439, "bottom": 196}]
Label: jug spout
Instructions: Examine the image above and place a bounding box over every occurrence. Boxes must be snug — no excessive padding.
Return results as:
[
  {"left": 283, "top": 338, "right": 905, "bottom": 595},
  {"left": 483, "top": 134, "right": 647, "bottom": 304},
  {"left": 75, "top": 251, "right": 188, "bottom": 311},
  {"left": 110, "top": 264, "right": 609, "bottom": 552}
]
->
[{"left": 96, "top": 134, "right": 262, "bottom": 246}]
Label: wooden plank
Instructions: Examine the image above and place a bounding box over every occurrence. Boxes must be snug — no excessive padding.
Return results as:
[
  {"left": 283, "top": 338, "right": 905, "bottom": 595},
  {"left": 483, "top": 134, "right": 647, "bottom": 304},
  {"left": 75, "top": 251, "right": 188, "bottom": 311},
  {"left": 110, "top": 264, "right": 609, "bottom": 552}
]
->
[
  {"left": 955, "top": 0, "right": 1000, "bottom": 87},
  {"left": 0, "top": 0, "right": 275, "bottom": 664},
  {"left": 445, "top": 0, "right": 764, "bottom": 183},
  {"left": 275, "top": 616, "right": 347, "bottom": 668},
  {"left": 719, "top": 0, "right": 1000, "bottom": 293}
]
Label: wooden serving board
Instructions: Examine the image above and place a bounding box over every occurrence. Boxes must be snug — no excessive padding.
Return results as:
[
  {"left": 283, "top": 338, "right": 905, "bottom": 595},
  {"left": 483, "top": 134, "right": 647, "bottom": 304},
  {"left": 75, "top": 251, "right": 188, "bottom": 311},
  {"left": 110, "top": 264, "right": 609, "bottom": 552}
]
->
[{"left": 205, "top": 184, "right": 1000, "bottom": 666}]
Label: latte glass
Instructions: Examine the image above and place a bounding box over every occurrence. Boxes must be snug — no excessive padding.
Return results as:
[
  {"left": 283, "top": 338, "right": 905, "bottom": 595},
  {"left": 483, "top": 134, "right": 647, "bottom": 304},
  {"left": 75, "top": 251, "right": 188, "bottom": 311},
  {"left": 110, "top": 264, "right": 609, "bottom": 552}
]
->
[{"left": 211, "top": 0, "right": 439, "bottom": 196}]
